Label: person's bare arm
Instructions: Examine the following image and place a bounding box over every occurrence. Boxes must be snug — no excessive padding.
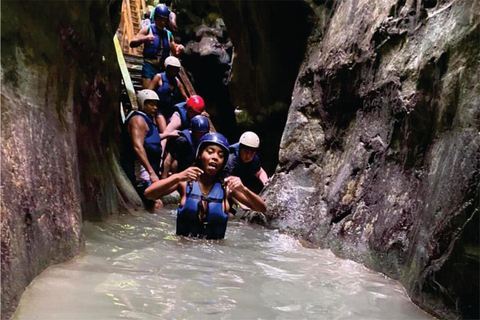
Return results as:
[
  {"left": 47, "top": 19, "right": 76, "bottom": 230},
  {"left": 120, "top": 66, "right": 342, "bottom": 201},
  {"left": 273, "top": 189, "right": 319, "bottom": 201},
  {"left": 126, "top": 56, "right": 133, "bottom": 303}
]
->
[
  {"left": 168, "top": 11, "right": 178, "bottom": 32},
  {"left": 130, "top": 26, "right": 154, "bottom": 48},
  {"left": 255, "top": 168, "right": 269, "bottom": 186},
  {"left": 177, "top": 79, "right": 188, "bottom": 101},
  {"left": 148, "top": 74, "right": 162, "bottom": 91},
  {"left": 225, "top": 176, "right": 266, "bottom": 213},
  {"left": 160, "top": 130, "right": 180, "bottom": 140},
  {"left": 129, "top": 116, "right": 159, "bottom": 182},
  {"left": 169, "top": 38, "right": 184, "bottom": 57},
  {"left": 162, "top": 152, "right": 174, "bottom": 179},
  {"left": 164, "top": 113, "right": 182, "bottom": 133},
  {"left": 145, "top": 167, "right": 203, "bottom": 199},
  {"left": 156, "top": 114, "right": 167, "bottom": 133}
]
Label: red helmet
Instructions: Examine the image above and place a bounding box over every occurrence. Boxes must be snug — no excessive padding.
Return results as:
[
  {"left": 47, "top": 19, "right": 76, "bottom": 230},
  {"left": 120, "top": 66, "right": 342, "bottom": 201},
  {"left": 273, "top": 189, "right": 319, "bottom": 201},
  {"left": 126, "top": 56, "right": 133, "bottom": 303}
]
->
[{"left": 186, "top": 95, "right": 205, "bottom": 113}]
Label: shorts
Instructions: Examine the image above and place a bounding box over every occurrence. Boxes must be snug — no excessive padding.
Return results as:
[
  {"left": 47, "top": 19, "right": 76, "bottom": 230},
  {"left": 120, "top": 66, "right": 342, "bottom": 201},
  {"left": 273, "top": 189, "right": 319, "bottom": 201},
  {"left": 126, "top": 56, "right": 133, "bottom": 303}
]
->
[{"left": 141, "top": 61, "right": 161, "bottom": 80}]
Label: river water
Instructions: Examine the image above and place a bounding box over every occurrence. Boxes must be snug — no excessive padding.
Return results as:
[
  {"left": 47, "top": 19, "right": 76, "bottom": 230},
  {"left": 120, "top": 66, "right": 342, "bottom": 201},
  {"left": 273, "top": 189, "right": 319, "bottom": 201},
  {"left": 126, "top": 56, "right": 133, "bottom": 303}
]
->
[{"left": 13, "top": 206, "right": 432, "bottom": 320}]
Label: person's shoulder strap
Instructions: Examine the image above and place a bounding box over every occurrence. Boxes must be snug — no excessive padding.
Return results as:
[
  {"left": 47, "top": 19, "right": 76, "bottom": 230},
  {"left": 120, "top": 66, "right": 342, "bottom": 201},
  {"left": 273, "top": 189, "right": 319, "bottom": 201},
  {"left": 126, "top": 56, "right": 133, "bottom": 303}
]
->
[
  {"left": 175, "top": 101, "right": 187, "bottom": 109},
  {"left": 161, "top": 72, "right": 168, "bottom": 82},
  {"left": 125, "top": 110, "right": 145, "bottom": 123}
]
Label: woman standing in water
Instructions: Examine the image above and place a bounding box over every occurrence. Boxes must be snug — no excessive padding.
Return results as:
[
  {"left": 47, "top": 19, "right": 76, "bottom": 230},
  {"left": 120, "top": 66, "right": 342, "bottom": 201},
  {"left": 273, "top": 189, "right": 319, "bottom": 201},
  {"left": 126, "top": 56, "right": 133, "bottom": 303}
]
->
[{"left": 145, "top": 133, "right": 266, "bottom": 239}]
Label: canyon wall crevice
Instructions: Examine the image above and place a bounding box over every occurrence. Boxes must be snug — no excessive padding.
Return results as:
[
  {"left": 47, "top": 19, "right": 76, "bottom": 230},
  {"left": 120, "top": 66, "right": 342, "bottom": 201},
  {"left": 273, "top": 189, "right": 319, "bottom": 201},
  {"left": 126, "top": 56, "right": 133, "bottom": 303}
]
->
[{"left": 261, "top": 0, "right": 479, "bottom": 318}]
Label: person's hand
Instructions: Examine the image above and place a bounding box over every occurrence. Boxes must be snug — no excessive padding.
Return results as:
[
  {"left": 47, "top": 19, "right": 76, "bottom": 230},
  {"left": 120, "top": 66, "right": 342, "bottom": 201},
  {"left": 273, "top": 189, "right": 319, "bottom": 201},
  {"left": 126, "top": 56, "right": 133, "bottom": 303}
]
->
[
  {"left": 179, "top": 167, "right": 203, "bottom": 181},
  {"left": 160, "top": 130, "right": 180, "bottom": 140},
  {"left": 201, "top": 111, "right": 210, "bottom": 119},
  {"left": 224, "top": 176, "right": 245, "bottom": 194},
  {"left": 176, "top": 44, "right": 185, "bottom": 55},
  {"left": 145, "top": 34, "right": 155, "bottom": 44},
  {"left": 168, "top": 130, "right": 180, "bottom": 138},
  {"left": 263, "top": 178, "right": 270, "bottom": 187},
  {"left": 150, "top": 172, "right": 160, "bottom": 183}
]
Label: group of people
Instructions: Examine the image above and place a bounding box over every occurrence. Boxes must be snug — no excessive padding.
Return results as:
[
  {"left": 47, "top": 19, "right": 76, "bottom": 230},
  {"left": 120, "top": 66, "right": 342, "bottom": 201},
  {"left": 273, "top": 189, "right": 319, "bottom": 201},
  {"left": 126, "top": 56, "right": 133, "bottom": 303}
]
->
[{"left": 120, "top": 3, "right": 268, "bottom": 240}]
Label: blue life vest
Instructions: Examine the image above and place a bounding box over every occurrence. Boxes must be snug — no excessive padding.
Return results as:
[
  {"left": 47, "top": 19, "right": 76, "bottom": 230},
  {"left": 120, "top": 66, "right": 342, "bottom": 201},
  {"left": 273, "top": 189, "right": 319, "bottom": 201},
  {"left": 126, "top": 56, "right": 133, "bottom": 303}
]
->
[
  {"left": 179, "top": 129, "right": 196, "bottom": 156},
  {"left": 156, "top": 73, "right": 180, "bottom": 103},
  {"left": 177, "top": 181, "right": 228, "bottom": 239},
  {"left": 143, "top": 25, "right": 171, "bottom": 64},
  {"left": 170, "top": 102, "right": 190, "bottom": 130},
  {"left": 124, "top": 111, "right": 163, "bottom": 177},
  {"left": 229, "top": 142, "right": 241, "bottom": 154}
]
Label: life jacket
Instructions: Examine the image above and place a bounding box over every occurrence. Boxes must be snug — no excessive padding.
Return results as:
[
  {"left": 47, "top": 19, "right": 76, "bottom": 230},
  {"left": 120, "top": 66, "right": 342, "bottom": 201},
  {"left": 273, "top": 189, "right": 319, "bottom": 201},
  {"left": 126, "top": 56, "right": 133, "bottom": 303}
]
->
[
  {"left": 177, "top": 180, "right": 228, "bottom": 239},
  {"left": 179, "top": 129, "right": 195, "bottom": 156},
  {"left": 143, "top": 25, "right": 171, "bottom": 64},
  {"left": 122, "top": 111, "right": 162, "bottom": 180},
  {"left": 155, "top": 72, "right": 180, "bottom": 103},
  {"left": 229, "top": 142, "right": 241, "bottom": 155},
  {"left": 225, "top": 143, "right": 261, "bottom": 187},
  {"left": 172, "top": 102, "right": 190, "bottom": 130}
]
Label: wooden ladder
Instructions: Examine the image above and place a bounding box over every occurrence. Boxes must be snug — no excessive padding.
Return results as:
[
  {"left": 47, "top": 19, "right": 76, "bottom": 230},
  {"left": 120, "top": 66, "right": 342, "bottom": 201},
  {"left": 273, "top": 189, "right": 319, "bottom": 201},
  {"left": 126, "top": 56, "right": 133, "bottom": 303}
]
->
[
  {"left": 115, "top": 0, "right": 197, "bottom": 108},
  {"left": 116, "top": 0, "right": 147, "bottom": 56}
]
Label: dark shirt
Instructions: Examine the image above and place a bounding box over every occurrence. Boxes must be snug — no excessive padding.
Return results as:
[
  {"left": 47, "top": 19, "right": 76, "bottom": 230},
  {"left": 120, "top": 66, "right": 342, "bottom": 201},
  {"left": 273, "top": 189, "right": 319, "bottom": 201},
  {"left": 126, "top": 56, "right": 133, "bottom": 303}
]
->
[
  {"left": 224, "top": 148, "right": 261, "bottom": 190},
  {"left": 170, "top": 136, "right": 195, "bottom": 172}
]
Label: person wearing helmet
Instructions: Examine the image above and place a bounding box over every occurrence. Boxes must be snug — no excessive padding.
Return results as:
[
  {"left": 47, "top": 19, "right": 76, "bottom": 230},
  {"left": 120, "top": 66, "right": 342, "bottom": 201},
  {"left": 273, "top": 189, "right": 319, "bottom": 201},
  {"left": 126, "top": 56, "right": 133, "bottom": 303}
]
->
[
  {"left": 150, "top": 1, "right": 178, "bottom": 32},
  {"left": 120, "top": 89, "right": 179, "bottom": 210},
  {"left": 130, "top": 4, "right": 184, "bottom": 89},
  {"left": 161, "top": 115, "right": 210, "bottom": 179},
  {"left": 145, "top": 132, "right": 266, "bottom": 239},
  {"left": 224, "top": 131, "right": 269, "bottom": 193},
  {"left": 148, "top": 56, "right": 188, "bottom": 133},
  {"left": 163, "top": 94, "right": 216, "bottom": 134}
]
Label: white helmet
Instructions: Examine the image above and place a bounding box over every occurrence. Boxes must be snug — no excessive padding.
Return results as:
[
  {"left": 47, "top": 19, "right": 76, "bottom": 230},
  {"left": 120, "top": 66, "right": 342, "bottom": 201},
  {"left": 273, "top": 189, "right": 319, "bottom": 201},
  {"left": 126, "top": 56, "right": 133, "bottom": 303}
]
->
[
  {"left": 239, "top": 131, "right": 260, "bottom": 149},
  {"left": 137, "top": 89, "right": 159, "bottom": 109},
  {"left": 164, "top": 56, "right": 181, "bottom": 68}
]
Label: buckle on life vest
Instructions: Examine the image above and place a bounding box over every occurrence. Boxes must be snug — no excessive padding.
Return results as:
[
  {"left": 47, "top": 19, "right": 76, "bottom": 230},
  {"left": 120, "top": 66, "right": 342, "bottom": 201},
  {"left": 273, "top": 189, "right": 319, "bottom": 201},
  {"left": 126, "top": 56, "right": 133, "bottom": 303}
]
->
[{"left": 198, "top": 199, "right": 209, "bottom": 222}]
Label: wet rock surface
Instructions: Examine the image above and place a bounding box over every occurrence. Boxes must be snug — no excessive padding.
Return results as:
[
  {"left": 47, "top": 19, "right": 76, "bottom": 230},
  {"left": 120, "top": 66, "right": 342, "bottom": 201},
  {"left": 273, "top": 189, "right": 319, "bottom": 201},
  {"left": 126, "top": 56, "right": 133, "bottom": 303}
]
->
[
  {"left": 1, "top": 1, "right": 138, "bottom": 318},
  {"left": 263, "top": 0, "right": 479, "bottom": 318},
  {"left": 180, "top": 13, "right": 237, "bottom": 139}
]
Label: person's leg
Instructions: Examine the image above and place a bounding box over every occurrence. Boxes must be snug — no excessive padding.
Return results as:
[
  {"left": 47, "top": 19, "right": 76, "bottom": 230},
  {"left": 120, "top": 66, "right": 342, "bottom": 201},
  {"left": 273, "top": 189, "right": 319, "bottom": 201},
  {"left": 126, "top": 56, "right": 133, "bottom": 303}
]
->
[
  {"left": 142, "top": 78, "right": 151, "bottom": 89},
  {"left": 156, "top": 114, "right": 167, "bottom": 133},
  {"left": 136, "top": 180, "right": 157, "bottom": 212}
]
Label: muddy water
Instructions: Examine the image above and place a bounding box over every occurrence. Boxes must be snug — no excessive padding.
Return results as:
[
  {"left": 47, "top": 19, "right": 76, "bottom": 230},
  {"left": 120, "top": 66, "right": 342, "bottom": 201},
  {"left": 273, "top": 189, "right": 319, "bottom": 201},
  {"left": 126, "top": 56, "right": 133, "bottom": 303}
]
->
[{"left": 13, "top": 206, "right": 432, "bottom": 319}]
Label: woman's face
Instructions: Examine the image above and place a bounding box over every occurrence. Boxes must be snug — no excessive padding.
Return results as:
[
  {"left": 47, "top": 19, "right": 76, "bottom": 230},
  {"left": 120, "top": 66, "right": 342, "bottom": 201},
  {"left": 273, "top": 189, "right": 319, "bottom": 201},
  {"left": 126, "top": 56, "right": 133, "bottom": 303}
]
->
[{"left": 200, "top": 144, "right": 225, "bottom": 176}]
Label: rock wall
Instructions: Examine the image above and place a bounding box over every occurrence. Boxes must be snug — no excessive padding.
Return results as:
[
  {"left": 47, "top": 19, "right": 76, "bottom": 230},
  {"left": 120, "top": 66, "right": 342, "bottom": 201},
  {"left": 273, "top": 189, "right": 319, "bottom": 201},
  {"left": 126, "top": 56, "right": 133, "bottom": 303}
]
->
[
  {"left": 262, "top": 0, "right": 479, "bottom": 318},
  {"left": 215, "top": 0, "right": 314, "bottom": 173},
  {"left": 1, "top": 1, "right": 138, "bottom": 318}
]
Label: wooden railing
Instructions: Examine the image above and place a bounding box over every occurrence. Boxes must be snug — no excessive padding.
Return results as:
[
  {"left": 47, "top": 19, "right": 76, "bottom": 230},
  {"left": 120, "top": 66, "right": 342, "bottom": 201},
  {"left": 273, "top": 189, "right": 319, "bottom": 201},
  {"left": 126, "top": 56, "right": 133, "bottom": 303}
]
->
[{"left": 117, "top": 0, "right": 147, "bottom": 56}]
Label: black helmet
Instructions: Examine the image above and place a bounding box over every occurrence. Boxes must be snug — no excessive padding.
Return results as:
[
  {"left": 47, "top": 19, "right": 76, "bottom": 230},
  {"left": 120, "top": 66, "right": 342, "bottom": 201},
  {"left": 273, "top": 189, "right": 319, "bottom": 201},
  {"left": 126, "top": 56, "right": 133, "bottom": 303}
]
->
[{"left": 154, "top": 4, "right": 170, "bottom": 19}]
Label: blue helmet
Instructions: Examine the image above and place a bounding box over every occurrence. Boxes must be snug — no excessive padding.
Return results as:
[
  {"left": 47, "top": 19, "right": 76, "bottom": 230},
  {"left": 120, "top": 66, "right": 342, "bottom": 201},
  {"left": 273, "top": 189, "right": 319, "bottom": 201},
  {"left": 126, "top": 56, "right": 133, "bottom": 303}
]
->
[
  {"left": 154, "top": 4, "right": 170, "bottom": 19},
  {"left": 191, "top": 115, "right": 210, "bottom": 133},
  {"left": 196, "top": 133, "right": 230, "bottom": 161}
]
